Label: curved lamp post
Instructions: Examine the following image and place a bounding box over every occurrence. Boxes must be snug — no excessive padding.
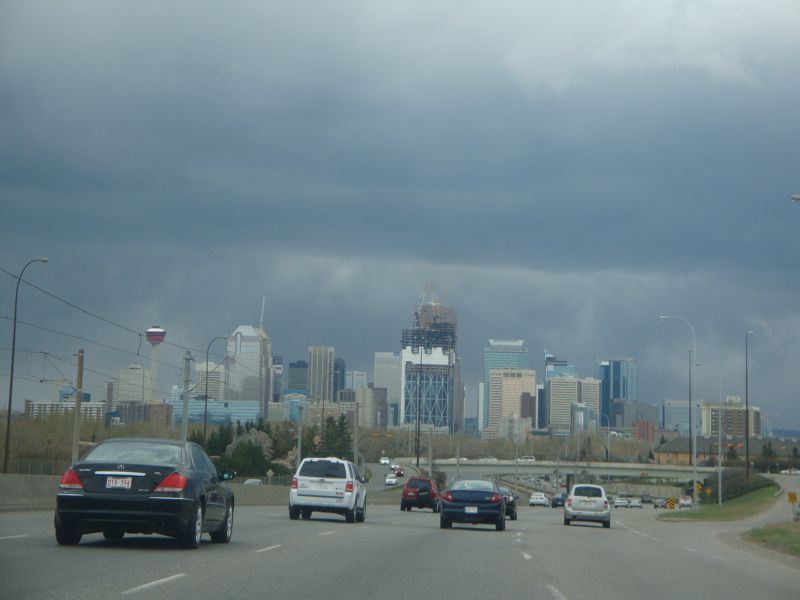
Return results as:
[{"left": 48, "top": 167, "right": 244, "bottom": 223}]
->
[
  {"left": 660, "top": 315, "right": 698, "bottom": 509},
  {"left": 204, "top": 336, "right": 227, "bottom": 443},
  {"left": 3, "top": 257, "right": 48, "bottom": 473}
]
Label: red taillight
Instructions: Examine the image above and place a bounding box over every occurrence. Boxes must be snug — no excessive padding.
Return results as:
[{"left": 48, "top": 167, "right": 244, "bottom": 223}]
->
[
  {"left": 603, "top": 500, "right": 609, "bottom": 509},
  {"left": 489, "top": 493, "right": 502, "bottom": 504},
  {"left": 442, "top": 491, "right": 454, "bottom": 502},
  {"left": 567, "top": 498, "right": 573, "bottom": 507},
  {"left": 59, "top": 468, "right": 84, "bottom": 490},
  {"left": 291, "top": 477, "right": 298, "bottom": 489},
  {"left": 154, "top": 472, "right": 187, "bottom": 492},
  {"left": 345, "top": 481, "right": 354, "bottom": 493},
  {"left": 430, "top": 489, "right": 438, "bottom": 499}
]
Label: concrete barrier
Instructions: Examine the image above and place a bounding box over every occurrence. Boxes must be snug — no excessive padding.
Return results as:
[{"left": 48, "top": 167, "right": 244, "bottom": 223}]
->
[{"left": 0, "top": 475, "right": 401, "bottom": 512}]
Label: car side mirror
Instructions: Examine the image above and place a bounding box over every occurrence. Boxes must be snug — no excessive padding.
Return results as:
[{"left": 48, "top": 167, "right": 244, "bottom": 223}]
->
[{"left": 220, "top": 470, "right": 236, "bottom": 481}]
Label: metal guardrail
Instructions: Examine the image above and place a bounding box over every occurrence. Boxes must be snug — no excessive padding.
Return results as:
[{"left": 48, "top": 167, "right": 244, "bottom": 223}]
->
[{"left": 5, "top": 459, "right": 71, "bottom": 476}]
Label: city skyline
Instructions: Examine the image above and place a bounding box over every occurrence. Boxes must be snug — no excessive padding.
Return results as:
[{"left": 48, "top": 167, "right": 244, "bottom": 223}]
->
[{"left": 2, "top": 3, "right": 799, "bottom": 429}]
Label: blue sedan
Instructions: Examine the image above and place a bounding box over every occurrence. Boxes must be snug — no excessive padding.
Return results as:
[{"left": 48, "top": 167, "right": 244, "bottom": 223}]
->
[{"left": 440, "top": 478, "right": 506, "bottom": 531}]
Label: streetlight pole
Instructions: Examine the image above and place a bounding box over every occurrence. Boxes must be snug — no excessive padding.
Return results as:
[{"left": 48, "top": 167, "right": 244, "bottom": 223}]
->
[
  {"left": 601, "top": 413, "right": 611, "bottom": 462},
  {"left": 743, "top": 330, "right": 753, "bottom": 483},
  {"left": 415, "top": 339, "right": 423, "bottom": 469},
  {"left": 204, "top": 336, "right": 226, "bottom": 443},
  {"left": 3, "top": 257, "right": 48, "bottom": 474},
  {"left": 660, "top": 315, "right": 698, "bottom": 509}
]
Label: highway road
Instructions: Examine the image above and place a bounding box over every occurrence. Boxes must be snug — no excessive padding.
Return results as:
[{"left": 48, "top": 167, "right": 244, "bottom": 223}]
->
[{"left": 0, "top": 487, "right": 797, "bottom": 600}]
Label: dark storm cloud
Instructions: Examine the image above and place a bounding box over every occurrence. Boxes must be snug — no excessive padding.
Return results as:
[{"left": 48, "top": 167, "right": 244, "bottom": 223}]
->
[{"left": 2, "top": 1, "right": 800, "bottom": 426}]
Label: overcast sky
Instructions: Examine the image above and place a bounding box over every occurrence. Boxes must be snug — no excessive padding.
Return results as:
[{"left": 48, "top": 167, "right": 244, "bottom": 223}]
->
[{"left": 2, "top": 1, "right": 799, "bottom": 428}]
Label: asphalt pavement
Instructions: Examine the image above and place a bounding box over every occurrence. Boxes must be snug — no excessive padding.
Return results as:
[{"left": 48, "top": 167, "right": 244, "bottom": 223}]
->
[{"left": 1, "top": 489, "right": 798, "bottom": 600}]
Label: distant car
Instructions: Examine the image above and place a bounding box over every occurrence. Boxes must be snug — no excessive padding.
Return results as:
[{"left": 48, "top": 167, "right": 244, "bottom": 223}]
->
[
  {"left": 529, "top": 492, "right": 549, "bottom": 507},
  {"left": 393, "top": 466, "right": 405, "bottom": 477},
  {"left": 55, "top": 437, "right": 236, "bottom": 549},
  {"left": 379, "top": 457, "right": 390, "bottom": 465},
  {"left": 653, "top": 498, "right": 667, "bottom": 509},
  {"left": 564, "top": 484, "right": 611, "bottom": 528},
  {"left": 477, "top": 457, "right": 498, "bottom": 463},
  {"left": 243, "top": 478, "right": 263, "bottom": 486},
  {"left": 780, "top": 468, "right": 800, "bottom": 475},
  {"left": 551, "top": 493, "right": 567, "bottom": 508},
  {"left": 641, "top": 494, "right": 653, "bottom": 504},
  {"left": 627, "top": 497, "right": 643, "bottom": 508},
  {"left": 401, "top": 477, "right": 441, "bottom": 512},
  {"left": 440, "top": 478, "right": 506, "bottom": 531},
  {"left": 516, "top": 456, "right": 536, "bottom": 463},
  {"left": 679, "top": 495, "right": 693, "bottom": 509},
  {"left": 289, "top": 457, "right": 368, "bottom": 523},
  {"left": 385, "top": 473, "right": 398, "bottom": 485},
  {"left": 390, "top": 463, "right": 400, "bottom": 471},
  {"left": 498, "top": 486, "right": 518, "bottom": 520},
  {"left": 613, "top": 497, "right": 629, "bottom": 508}
]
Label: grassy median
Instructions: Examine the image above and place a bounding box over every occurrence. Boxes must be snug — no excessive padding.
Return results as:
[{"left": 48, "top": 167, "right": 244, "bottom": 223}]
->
[
  {"left": 657, "top": 484, "right": 781, "bottom": 521},
  {"left": 744, "top": 522, "right": 800, "bottom": 557}
]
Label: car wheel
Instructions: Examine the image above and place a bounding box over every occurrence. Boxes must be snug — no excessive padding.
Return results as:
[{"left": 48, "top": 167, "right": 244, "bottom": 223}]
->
[
  {"left": 432, "top": 502, "right": 440, "bottom": 514},
  {"left": 301, "top": 509, "right": 312, "bottom": 520},
  {"left": 400, "top": 502, "right": 406, "bottom": 511},
  {"left": 54, "top": 516, "right": 81, "bottom": 546},
  {"left": 210, "top": 502, "right": 233, "bottom": 543},
  {"left": 356, "top": 502, "right": 366, "bottom": 523},
  {"left": 440, "top": 515, "right": 451, "bottom": 529},
  {"left": 178, "top": 503, "right": 203, "bottom": 549},
  {"left": 496, "top": 516, "right": 506, "bottom": 531},
  {"left": 603, "top": 520, "right": 611, "bottom": 529},
  {"left": 510, "top": 510, "right": 517, "bottom": 521},
  {"left": 289, "top": 506, "right": 300, "bottom": 520},
  {"left": 102, "top": 527, "right": 125, "bottom": 541},
  {"left": 345, "top": 507, "right": 356, "bottom": 523},
  {"left": 563, "top": 517, "right": 571, "bottom": 526}
]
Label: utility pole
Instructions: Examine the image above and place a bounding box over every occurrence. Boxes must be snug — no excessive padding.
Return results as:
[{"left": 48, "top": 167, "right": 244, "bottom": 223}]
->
[
  {"left": 428, "top": 424, "right": 433, "bottom": 477},
  {"left": 70, "top": 349, "right": 85, "bottom": 464},
  {"left": 181, "top": 351, "right": 193, "bottom": 441},
  {"left": 297, "top": 404, "right": 303, "bottom": 467},
  {"left": 353, "top": 403, "right": 360, "bottom": 468},
  {"left": 456, "top": 434, "right": 461, "bottom": 479}
]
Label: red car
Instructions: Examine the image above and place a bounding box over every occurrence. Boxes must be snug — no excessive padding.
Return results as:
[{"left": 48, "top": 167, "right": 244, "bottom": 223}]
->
[{"left": 401, "top": 477, "right": 440, "bottom": 512}]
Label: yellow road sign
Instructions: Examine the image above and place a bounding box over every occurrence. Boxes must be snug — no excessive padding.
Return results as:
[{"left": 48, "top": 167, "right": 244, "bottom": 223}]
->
[
  {"left": 696, "top": 482, "right": 703, "bottom": 493},
  {"left": 704, "top": 487, "right": 712, "bottom": 496},
  {"left": 788, "top": 492, "right": 797, "bottom": 504},
  {"left": 667, "top": 497, "right": 677, "bottom": 510}
]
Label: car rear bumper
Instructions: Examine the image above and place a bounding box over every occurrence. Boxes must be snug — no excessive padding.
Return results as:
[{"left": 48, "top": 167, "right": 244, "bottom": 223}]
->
[
  {"left": 56, "top": 493, "right": 196, "bottom": 535},
  {"left": 289, "top": 491, "right": 356, "bottom": 512},
  {"left": 441, "top": 504, "right": 502, "bottom": 524},
  {"left": 564, "top": 507, "right": 610, "bottom": 523}
]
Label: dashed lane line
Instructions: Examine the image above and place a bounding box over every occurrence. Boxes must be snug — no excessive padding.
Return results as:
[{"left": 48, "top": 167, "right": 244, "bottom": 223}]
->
[
  {"left": 0, "top": 535, "right": 29, "bottom": 541},
  {"left": 319, "top": 531, "right": 335, "bottom": 536},
  {"left": 547, "top": 584, "right": 569, "bottom": 600},
  {"left": 121, "top": 573, "right": 186, "bottom": 595},
  {"left": 522, "top": 553, "right": 532, "bottom": 560},
  {"left": 255, "top": 544, "right": 283, "bottom": 553}
]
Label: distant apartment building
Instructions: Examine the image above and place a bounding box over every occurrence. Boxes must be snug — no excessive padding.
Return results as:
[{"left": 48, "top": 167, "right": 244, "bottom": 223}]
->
[
  {"left": 25, "top": 399, "right": 106, "bottom": 421},
  {"left": 546, "top": 375, "right": 579, "bottom": 433},
  {"left": 195, "top": 361, "right": 225, "bottom": 402},
  {"left": 700, "top": 396, "right": 761, "bottom": 438}
]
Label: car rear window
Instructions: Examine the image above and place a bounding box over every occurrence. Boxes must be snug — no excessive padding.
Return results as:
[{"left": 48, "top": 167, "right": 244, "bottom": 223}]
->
[
  {"left": 407, "top": 478, "right": 430, "bottom": 490},
  {"left": 573, "top": 486, "right": 603, "bottom": 498},
  {"left": 299, "top": 460, "right": 347, "bottom": 479},
  {"left": 84, "top": 441, "right": 184, "bottom": 465},
  {"left": 451, "top": 480, "right": 494, "bottom": 492}
]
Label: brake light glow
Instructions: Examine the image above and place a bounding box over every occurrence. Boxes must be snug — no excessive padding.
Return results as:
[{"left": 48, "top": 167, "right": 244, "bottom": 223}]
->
[
  {"left": 489, "top": 493, "right": 502, "bottom": 504},
  {"left": 154, "top": 472, "right": 187, "bottom": 492},
  {"left": 59, "top": 469, "right": 84, "bottom": 490},
  {"left": 442, "top": 491, "right": 454, "bottom": 502},
  {"left": 291, "top": 477, "right": 298, "bottom": 489},
  {"left": 567, "top": 498, "right": 573, "bottom": 507},
  {"left": 345, "top": 480, "right": 354, "bottom": 493},
  {"left": 603, "top": 500, "right": 609, "bottom": 509}
]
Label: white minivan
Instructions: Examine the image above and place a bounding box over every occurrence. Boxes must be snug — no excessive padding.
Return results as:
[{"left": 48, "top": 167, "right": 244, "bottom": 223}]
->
[{"left": 289, "top": 457, "right": 368, "bottom": 523}]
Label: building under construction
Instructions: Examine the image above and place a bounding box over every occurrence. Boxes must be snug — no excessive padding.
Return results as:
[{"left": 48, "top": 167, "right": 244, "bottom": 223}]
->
[{"left": 400, "top": 299, "right": 463, "bottom": 432}]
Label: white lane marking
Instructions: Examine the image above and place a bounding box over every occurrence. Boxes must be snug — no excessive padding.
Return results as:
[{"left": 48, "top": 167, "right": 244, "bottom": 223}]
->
[
  {"left": 523, "top": 553, "right": 532, "bottom": 560},
  {"left": 547, "top": 584, "right": 569, "bottom": 600},
  {"left": 684, "top": 547, "right": 697, "bottom": 553},
  {"left": 0, "top": 535, "right": 28, "bottom": 541},
  {"left": 255, "top": 544, "right": 282, "bottom": 553},
  {"left": 319, "top": 531, "right": 335, "bottom": 536},
  {"left": 122, "top": 573, "right": 186, "bottom": 595}
]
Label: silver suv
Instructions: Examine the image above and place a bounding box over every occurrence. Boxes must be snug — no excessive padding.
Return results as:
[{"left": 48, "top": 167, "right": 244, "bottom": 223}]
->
[
  {"left": 563, "top": 484, "right": 611, "bottom": 528},
  {"left": 289, "top": 457, "right": 368, "bottom": 523}
]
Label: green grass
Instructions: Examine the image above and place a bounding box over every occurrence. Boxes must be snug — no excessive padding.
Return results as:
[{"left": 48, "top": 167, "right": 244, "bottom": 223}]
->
[
  {"left": 745, "top": 522, "right": 800, "bottom": 558},
  {"left": 657, "top": 484, "right": 781, "bottom": 521}
]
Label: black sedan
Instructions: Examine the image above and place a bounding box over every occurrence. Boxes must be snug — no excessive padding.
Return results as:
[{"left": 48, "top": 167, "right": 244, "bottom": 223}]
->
[
  {"left": 55, "top": 438, "right": 236, "bottom": 549},
  {"left": 498, "top": 486, "right": 518, "bottom": 520},
  {"left": 440, "top": 478, "right": 506, "bottom": 531},
  {"left": 551, "top": 493, "right": 567, "bottom": 508}
]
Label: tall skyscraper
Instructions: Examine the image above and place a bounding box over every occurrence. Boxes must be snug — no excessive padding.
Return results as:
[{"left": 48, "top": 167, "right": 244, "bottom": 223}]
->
[
  {"left": 196, "top": 361, "right": 225, "bottom": 403},
  {"left": 374, "top": 351, "right": 401, "bottom": 425},
  {"left": 346, "top": 370, "right": 368, "bottom": 390},
  {"left": 483, "top": 340, "right": 528, "bottom": 432},
  {"left": 333, "top": 358, "right": 346, "bottom": 399},
  {"left": 272, "top": 355, "right": 283, "bottom": 402},
  {"left": 485, "top": 368, "right": 536, "bottom": 439},
  {"left": 598, "top": 358, "right": 638, "bottom": 423},
  {"left": 400, "top": 299, "right": 460, "bottom": 431},
  {"left": 546, "top": 375, "right": 578, "bottom": 433},
  {"left": 225, "top": 324, "right": 272, "bottom": 418},
  {"left": 308, "top": 346, "right": 335, "bottom": 406},
  {"left": 577, "top": 377, "right": 601, "bottom": 426},
  {"left": 287, "top": 360, "right": 308, "bottom": 392},
  {"left": 544, "top": 351, "right": 575, "bottom": 380}
]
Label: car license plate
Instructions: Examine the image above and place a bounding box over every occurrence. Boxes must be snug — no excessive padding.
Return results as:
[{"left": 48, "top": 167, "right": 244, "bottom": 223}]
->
[
  {"left": 106, "top": 476, "right": 132, "bottom": 489},
  {"left": 465, "top": 506, "right": 478, "bottom": 514}
]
